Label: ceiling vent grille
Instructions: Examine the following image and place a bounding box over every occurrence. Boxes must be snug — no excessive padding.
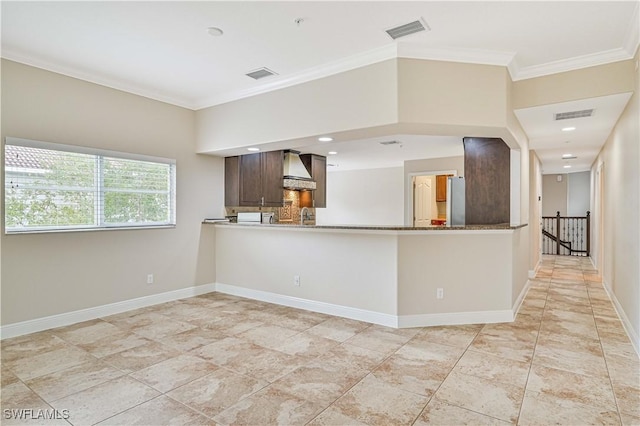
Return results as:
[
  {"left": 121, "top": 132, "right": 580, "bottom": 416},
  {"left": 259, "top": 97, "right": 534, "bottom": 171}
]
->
[
  {"left": 385, "top": 18, "right": 429, "bottom": 40},
  {"left": 554, "top": 109, "right": 594, "bottom": 120},
  {"left": 379, "top": 140, "right": 402, "bottom": 146},
  {"left": 245, "top": 67, "right": 278, "bottom": 80}
]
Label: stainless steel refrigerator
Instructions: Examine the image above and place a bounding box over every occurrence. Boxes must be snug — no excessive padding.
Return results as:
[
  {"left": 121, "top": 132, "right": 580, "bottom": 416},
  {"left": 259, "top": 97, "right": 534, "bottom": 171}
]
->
[{"left": 446, "top": 176, "right": 465, "bottom": 226}]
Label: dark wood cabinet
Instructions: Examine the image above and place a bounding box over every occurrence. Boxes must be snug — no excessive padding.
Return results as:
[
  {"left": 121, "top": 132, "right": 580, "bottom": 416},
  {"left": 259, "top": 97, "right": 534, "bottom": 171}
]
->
[
  {"left": 299, "top": 154, "right": 327, "bottom": 208},
  {"left": 225, "top": 150, "right": 284, "bottom": 207},
  {"left": 435, "top": 175, "right": 448, "bottom": 202}
]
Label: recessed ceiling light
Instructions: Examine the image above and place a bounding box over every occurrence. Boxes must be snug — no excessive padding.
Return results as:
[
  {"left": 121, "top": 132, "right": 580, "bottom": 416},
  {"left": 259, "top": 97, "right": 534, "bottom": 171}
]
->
[
  {"left": 318, "top": 137, "right": 333, "bottom": 142},
  {"left": 207, "top": 27, "right": 224, "bottom": 37},
  {"left": 328, "top": 151, "right": 337, "bottom": 155},
  {"left": 562, "top": 153, "right": 573, "bottom": 158},
  {"left": 247, "top": 147, "right": 260, "bottom": 152},
  {"left": 562, "top": 127, "right": 576, "bottom": 132},
  {"left": 563, "top": 165, "right": 571, "bottom": 169}
]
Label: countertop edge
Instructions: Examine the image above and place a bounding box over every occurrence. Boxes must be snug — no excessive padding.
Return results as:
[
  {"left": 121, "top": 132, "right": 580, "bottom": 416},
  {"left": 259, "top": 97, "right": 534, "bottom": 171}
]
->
[{"left": 203, "top": 221, "right": 528, "bottom": 232}]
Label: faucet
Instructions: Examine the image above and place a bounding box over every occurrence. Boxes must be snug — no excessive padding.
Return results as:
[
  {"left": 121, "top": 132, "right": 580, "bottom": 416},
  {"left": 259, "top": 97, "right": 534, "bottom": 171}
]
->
[{"left": 300, "top": 207, "right": 309, "bottom": 224}]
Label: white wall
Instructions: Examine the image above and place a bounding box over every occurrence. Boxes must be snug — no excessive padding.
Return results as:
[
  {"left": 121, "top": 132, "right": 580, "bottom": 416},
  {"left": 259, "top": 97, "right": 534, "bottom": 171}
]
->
[
  {"left": 567, "top": 171, "right": 590, "bottom": 216},
  {"left": 1, "top": 60, "right": 224, "bottom": 326},
  {"left": 315, "top": 167, "right": 404, "bottom": 226}
]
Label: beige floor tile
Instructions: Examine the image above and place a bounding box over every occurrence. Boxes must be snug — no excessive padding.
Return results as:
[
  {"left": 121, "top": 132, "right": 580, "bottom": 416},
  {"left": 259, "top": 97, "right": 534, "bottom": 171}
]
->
[
  {"left": 0, "top": 381, "right": 68, "bottom": 425},
  {"left": 192, "top": 336, "right": 264, "bottom": 367},
  {"left": 331, "top": 374, "right": 428, "bottom": 425},
  {"left": 77, "top": 330, "right": 151, "bottom": 358},
  {"left": 415, "top": 399, "right": 511, "bottom": 426},
  {"left": 479, "top": 322, "right": 539, "bottom": 344},
  {"left": 50, "top": 376, "right": 160, "bottom": 426},
  {"left": 131, "top": 354, "right": 217, "bottom": 393},
  {"left": 621, "top": 412, "right": 640, "bottom": 426},
  {"left": 372, "top": 352, "right": 450, "bottom": 397},
  {"left": 411, "top": 324, "right": 482, "bottom": 348},
  {"left": 533, "top": 331, "right": 608, "bottom": 378},
  {"left": 305, "top": 317, "right": 371, "bottom": 342},
  {"left": 314, "top": 342, "right": 388, "bottom": 371},
  {"left": 130, "top": 317, "right": 197, "bottom": 340},
  {"left": 307, "top": 407, "right": 369, "bottom": 426},
  {"left": 156, "top": 327, "right": 227, "bottom": 352},
  {"left": 96, "top": 395, "right": 214, "bottom": 425},
  {"left": 607, "top": 353, "right": 640, "bottom": 390},
  {"left": 455, "top": 349, "right": 530, "bottom": 388},
  {"left": 25, "top": 360, "right": 124, "bottom": 402},
  {"left": 199, "top": 315, "right": 264, "bottom": 335},
  {"left": 101, "top": 341, "right": 181, "bottom": 374},
  {"left": 434, "top": 371, "right": 524, "bottom": 423},
  {"left": 272, "top": 331, "right": 338, "bottom": 358},
  {"left": 613, "top": 382, "right": 640, "bottom": 418},
  {"left": 345, "top": 327, "right": 412, "bottom": 356},
  {"left": 518, "top": 390, "right": 621, "bottom": 425},
  {"left": 52, "top": 319, "right": 123, "bottom": 345},
  {"left": 1, "top": 332, "right": 67, "bottom": 363},
  {"left": 213, "top": 386, "right": 324, "bottom": 426},
  {"left": 236, "top": 324, "right": 300, "bottom": 349},
  {"left": 168, "top": 368, "right": 268, "bottom": 418},
  {"left": 4, "top": 345, "right": 96, "bottom": 381},
  {"left": 272, "top": 360, "right": 368, "bottom": 405},
  {"left": 1, "top": 365, "right": 20, "bottom": 387},
  {"left": 526, "top": 364, "right": 616, "bottom": 408},
  {"left": 539, "top": 318, "right": 600, "bottom": 340},
  {"left": 469, "top": 333, "right": 535, "bottom": 363}
]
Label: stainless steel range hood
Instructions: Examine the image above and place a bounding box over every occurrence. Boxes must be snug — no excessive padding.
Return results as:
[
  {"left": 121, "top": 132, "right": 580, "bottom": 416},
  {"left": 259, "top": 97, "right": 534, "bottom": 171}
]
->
[{"left": 283, "top": 150, "right": 316, "bottom": 190}]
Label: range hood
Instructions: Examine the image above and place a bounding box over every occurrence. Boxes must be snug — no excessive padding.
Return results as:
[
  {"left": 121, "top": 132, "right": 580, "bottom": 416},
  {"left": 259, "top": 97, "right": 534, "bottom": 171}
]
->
[{"left": 283, "top": 150, "right": 316, "bottom": 190}]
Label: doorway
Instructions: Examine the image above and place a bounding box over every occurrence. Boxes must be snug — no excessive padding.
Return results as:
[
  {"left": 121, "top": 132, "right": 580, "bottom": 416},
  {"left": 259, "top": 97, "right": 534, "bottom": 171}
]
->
[{"left": 413, "top": 175, "right": 435, "bottom": 227}]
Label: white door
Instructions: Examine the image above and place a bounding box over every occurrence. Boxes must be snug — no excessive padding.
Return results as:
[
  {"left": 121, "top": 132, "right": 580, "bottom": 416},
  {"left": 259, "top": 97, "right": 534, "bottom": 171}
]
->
[{"left": 414, "top": 175, "right": 433, "bottom": 227}]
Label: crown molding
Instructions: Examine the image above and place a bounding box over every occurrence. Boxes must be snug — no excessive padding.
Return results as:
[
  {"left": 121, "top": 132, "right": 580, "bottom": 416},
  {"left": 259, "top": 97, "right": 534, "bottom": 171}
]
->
[
  {"left": 622, "top": 1, "right": 640, "bottom": 56},
  {"left": 511, "top": 47, "right": 635, "bottom": 81}
]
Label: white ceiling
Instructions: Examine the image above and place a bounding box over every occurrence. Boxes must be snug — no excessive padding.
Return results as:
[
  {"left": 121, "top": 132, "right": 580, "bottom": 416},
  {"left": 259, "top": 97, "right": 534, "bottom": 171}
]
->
[{"left": 2, "top": 1, "right": 639, "bottom": 173}]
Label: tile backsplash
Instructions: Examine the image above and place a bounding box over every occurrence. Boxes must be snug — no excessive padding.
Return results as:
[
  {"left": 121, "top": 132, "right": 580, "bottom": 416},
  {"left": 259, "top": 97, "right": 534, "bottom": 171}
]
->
[{"left": 225, "top": 190, "right": 315, "bottom": 224}]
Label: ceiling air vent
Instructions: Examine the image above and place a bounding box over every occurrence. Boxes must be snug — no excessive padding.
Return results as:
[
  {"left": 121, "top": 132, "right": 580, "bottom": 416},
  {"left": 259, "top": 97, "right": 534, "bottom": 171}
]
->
[
  {"left": 385, "top": 18, "right": 429, "bottom": 40},
  {"left": 245, "top": 67, "right": 278, "bottom": 80},
  {"left": 554, "top": 109, "right": 594, "bottom": 120},
  {"left": 379, "top": 140, "right": 402, "bottom": 146}
]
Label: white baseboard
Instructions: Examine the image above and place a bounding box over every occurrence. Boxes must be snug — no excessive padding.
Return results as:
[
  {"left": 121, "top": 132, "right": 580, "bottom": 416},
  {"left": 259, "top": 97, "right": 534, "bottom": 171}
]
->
[
  {"left": 216, "top": 283, "right": 514, "bottom": 329},
  {"left": 512, "top": 279, "right": 532, "bottom": 317},
  {"left": 215, "top": 283, "right": 398, "bottom": 328},
  {"left": 0, "top": 283, "right": 216, "bottom": 340},
  {"left": 602, "top": 279, "right": 640, "bottom": 357},
  {"left": 397, "top": 310, "right": 513, "bottom": 328},
  {"left": 528, "top": 259, "right": 541, "bottom": 279}
]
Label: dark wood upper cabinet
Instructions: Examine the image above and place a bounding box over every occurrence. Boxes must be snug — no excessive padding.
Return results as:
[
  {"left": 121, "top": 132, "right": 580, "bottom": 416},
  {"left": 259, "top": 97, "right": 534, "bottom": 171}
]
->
[
  {"left": 463, "top": 137, "right": 510, "bottom": 225},
  {"left": 225, "top": 150, "right": 284, "bottom": 207},
  {"left": 299, "top": 154, "right": 327, "bottom": 208}
]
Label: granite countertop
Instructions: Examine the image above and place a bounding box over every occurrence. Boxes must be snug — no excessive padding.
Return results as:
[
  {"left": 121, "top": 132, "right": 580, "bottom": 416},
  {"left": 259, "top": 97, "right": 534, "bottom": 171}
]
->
[{"left": 203, "top": 220, "right": 527, "bottom": 231}]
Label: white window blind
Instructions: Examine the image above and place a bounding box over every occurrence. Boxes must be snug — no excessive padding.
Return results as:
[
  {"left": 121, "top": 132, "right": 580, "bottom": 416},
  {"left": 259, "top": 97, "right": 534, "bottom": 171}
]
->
[{"left": 4, "top": 137, "right": 176, "bottom": 233}]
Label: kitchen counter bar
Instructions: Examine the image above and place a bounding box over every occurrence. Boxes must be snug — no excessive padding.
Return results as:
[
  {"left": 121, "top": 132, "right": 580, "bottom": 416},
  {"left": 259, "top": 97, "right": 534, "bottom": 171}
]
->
[
  {"left": 208, "top": 220, "right": 531, "bottom": 329},
  {"left": 204, "top": 220, "right": 527, "bottom": 232}
]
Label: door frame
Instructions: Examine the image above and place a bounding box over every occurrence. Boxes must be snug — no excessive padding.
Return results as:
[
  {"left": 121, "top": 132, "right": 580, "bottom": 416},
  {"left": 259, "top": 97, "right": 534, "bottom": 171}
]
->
[{"left": 406, "top": 169, "right": 458, "bottom": 226}]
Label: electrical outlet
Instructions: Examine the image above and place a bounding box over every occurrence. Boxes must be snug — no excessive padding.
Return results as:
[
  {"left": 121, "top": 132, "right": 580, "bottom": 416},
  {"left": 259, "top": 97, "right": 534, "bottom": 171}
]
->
[
  {"left": 436, "top": 288, "right": 444, "bottom": 299},
  {"left": 294, "top": 275, "right": 300, "bottom": 286},
  {"left": 147, "top": 274, "right": 154, "bottom": 284}
]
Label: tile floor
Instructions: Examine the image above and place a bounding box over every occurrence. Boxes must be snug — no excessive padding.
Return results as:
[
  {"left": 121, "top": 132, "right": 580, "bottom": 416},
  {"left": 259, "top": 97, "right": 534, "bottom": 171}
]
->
[{"left": 1, "top": 255, "right": 639, "bottom": 425}]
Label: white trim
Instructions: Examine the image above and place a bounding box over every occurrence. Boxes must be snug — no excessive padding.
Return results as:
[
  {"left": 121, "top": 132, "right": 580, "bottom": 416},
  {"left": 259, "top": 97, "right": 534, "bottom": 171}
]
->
[
  {"left": 398, "top": 310, "right": 513, "bottom": 328},
  {"left": 0, "top": 284, "right": 216, "bottom": 340},
  {"left": 512, "top": 279, "right": 532, "bottom": 315},
  {"left": 215, "top": 283, "right": 398, "bottom": 328},
  {"left": 528, "top": 259, "right": 541, "bottom": 279},
  {"left": 622, "top": 2, "right": 640, "bottom": 59},
  {"left": 396, "top": 42, "right": 515, "bottom": 66},
  {"left": 602, "top": 279, "right": 640, "bottom": 357}
]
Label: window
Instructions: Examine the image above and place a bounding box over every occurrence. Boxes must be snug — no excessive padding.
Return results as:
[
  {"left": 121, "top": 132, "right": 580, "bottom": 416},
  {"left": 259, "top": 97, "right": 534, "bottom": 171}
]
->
[{"left": 4, "top": 137, "right": 176, "bottom": 233}]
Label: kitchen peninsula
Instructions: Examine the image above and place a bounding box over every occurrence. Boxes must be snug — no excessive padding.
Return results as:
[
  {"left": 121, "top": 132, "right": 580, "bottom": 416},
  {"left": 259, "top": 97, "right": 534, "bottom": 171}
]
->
[{"left": 205, "top": 221, "right": 529, "bottom": 329}]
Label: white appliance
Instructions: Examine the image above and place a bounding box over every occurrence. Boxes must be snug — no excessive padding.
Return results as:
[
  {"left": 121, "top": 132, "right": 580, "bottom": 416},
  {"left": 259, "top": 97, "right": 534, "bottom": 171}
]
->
[{"left": 237, "top": 212, "right": 261, "bottom": 224}]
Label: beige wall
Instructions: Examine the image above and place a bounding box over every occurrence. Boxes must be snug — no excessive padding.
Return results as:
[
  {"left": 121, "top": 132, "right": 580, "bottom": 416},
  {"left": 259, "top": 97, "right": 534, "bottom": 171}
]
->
[
  {"left": 512, "top": 60, "right": 636, "bottom": 109},
  {"left": 593, "top": 48, "right": 640, "bottom": 349},
  {"left": 542, "top": 174, "right": 568, "bottom": 216},
  {"left": 1, "top": 60, "right": 224, "bottom": 325},
  {"left": 195, "top": 59, "right": 399, "bottom": 153},
  {"left": 529, "top": 151, "right": 543, "bottom": 271},
  {"left": 315, "top": 167, "right": 404, "bottom": 226}
]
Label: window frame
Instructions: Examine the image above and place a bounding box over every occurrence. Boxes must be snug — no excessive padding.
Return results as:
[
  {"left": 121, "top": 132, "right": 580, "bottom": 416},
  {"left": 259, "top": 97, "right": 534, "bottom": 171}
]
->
[{"left": 4, "top": 137, "right": 177, "bottom": 234}]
